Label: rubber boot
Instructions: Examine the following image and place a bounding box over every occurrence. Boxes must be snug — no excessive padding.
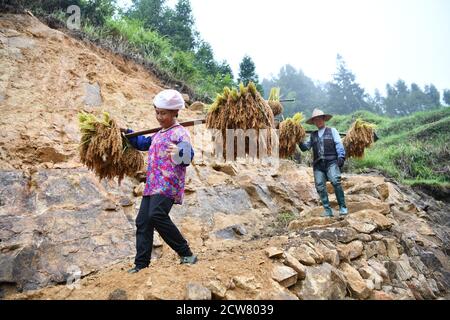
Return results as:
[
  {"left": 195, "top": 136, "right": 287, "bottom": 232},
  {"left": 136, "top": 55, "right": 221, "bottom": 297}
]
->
[
  {"left": 333, "top": 184, "right": 348, "bottom": 216},
  {"left": 319, "top": 190, "right": 334, "bottom": 217}
]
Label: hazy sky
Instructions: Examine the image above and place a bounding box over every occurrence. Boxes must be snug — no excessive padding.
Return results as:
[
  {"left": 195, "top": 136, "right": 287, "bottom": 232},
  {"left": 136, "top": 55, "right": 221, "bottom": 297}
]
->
[{"left": 118, "top": 0, "right": 450, "bottom": 94}]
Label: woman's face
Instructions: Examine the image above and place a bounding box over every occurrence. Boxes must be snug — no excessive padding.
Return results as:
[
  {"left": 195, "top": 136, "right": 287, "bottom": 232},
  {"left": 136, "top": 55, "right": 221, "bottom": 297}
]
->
[{"left": 155, "top": 108, "right": 178, "bottom": 128}]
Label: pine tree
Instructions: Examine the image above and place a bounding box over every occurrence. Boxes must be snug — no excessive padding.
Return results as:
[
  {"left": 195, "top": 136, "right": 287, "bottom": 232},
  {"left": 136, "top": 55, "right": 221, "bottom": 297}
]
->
[
  {"left": 128, "top": 0, "right": 166, "bottom": 32},
  {"left": 238, "top": 55, "right": 263, "bottom": 94},
  {"left": 424, "top": 84, "right": 441, "bottom": 107},
  {"left": 165, "top": 0, "right": 197, "bottom": 51},
  {"left": 326, "top": 54, "right": 369, "bottom": 114},
  {"left": 443, "top": 89, "right": 450, "bottom": 106}
]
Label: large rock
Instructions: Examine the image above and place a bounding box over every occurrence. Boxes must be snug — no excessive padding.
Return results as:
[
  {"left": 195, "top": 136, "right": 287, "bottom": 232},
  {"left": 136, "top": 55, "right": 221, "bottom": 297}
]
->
[
  {"left": 337, "top": 241, "right": 364, "bottom": 261},
  {"left": 358, "top": 266, "right": 384, "bottom": 290},
  {"left": 0, "top": 169, "right": 135, "bottom": 291},
  {"left": 288, "top": 217, "right": 337, "bottom": 231},
  {"left": 385, "top": 254, "right": 418, "bottom": 282},
  {"left": 364, "top": 241, "right": 388, "bottom": 259},
  {"left": 347, "top": 219, "right": 377, "bottom": 234},
  {"left": 314, "top": 242, "right": 340, "bottom": 267},
  {"left": 408, "top": 274, "right": 437, "bottom": 300},
  {"left": 189, "top": 101, "right": 205, "bottom": 112},
  {"left": 295, "top": 263, "right": 347, "bottom": 300},
  {"left": 349, "top": 210, "right": 393, "bottom": 230},
  {"left": 383, "top": 238, "right": 400, "bottom": 260},
  {"left": 308, "top": 227, "right": 359, "bottom": 244},
  {"left": 185, "top": 283, "right": 212, "bottom": 300},
  {"left": 368, "top": 259, "right": 390, "bottom": 281},
  {"left": 287, "top": 244, "right": 322, "bottom": 266},
  {"left": 211, "top": 163, "right": 238, "bottom": 176},
  {"left": 207, "top": 280, "right": 227, "bottom": 300},
  {"left": 232, "top": 276, "right": 261, "bottom": 291},
  {"left": 283, "top": 252, "right": 307, "bottom": 279},
  {"left": 267, "top": 281, "right": 299, "bottom": 300},
  {"left": 214, "top": 224, "right": 247, "bottom": 239},
  {"left": 83, "top": 82, "right": 102, "bottom": 106},
  {"left": 193, "top": 185, "right": 253, "bottom": 218},
  {"left": 265, "top": 247, "right": 284, "bottom": 259},
  {"left": 347, "top": 202, "right": 391, "bottom": 215},
  {"left": 340, "top": 263, "right": 372, "bottom": 299},
  {"left": 271, "top": 265, "right": 298, "bottom": 288}
]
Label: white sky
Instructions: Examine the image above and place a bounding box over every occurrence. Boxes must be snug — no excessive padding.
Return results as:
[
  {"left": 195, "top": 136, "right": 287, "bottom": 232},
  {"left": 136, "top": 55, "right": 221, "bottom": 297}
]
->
[{"left": 117, "top": 0, "right": 450, "bottom": 95}]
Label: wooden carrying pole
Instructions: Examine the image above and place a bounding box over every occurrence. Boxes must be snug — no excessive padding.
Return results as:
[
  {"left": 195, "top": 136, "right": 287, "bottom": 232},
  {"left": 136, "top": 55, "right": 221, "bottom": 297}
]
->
[
  {"left": 124, "top": 119, "right": 206, "bottom": 138},
  {"left": 124, "top": 118, "right": 348, "bottom": 138}
]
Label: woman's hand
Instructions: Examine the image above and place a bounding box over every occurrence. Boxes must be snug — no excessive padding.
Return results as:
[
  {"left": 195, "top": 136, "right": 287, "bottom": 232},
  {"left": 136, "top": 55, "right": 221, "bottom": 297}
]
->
[{"left": 167, "top": 143, "right": 178, "bottom": 161}]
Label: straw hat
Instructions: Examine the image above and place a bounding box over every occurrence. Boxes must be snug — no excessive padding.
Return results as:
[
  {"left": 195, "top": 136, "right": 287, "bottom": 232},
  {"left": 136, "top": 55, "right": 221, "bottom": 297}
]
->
[{"left": 306, "top": 108, "right": 333, "bottom": 125}]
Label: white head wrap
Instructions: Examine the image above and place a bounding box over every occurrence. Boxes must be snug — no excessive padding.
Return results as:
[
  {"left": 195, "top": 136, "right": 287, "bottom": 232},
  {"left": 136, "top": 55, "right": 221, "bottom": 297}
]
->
[{"left": 153, "top": 89, "right": 185, "bottom": 110}]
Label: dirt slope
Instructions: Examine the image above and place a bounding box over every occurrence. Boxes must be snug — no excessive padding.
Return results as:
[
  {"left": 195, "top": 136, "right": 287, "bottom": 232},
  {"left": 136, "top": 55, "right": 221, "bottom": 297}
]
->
[{"left": 1, "top": 14, "right": 449, "bottom": 300}]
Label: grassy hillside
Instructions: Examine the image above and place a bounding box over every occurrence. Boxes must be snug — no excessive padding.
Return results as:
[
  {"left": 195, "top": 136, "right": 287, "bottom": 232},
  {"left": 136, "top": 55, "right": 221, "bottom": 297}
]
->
[{"left": 326, "top": 108, "right": 450, "bottom": 189}]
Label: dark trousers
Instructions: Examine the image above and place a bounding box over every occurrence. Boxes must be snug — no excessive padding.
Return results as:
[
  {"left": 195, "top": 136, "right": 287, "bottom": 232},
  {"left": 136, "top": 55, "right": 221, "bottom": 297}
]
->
[{"left": 135, "top": 194, "right": 192, "bottom": 268}]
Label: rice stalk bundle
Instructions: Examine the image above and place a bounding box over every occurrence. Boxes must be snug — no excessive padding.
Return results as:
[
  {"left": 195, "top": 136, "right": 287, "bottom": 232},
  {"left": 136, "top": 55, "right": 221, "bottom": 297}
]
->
[
  {"left": 78, "top": 111, "right": 144, "bottom": 183},
  {"left": 206, "top": 82, "right": 275, "bottom": 160},
  {"left": 268, "top": 87, "right": 283, "bottom": 116},
  {"left": 279, "top": 112, "right": 306, "bottom": 158},
  {"left": 343, "top": 119, "right": 376, "bottom": 159}
]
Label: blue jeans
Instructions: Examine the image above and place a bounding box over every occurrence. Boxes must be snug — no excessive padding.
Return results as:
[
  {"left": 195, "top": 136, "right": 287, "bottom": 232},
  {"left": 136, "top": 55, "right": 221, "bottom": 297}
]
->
[{"left": 313, "top": 160, "right": 347, "bottom": 212}]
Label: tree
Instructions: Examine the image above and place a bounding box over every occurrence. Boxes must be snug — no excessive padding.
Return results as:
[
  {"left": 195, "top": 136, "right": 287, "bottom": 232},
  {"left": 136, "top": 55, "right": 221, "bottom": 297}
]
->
[
  {"left": 326, "top": 54, "right": 369, "bottom": 114},
  {"left": 195, "top": 41, "right": 216, "bottom": 74},
  {"left": 261, "top": 64, "right": 327, "bottom": 117},
  {"left": 161, "top": 0, "right": 197, "bottom": 51},
  {"left": 409, "top": 83, "right": 429, "bottom": 112},
  {"left": 127, "top": 0, "right": 166, "bottom": 31},
  {"left": 444, "top": 89, "right": 450, "bottom": 106},
  {"left": 424, "top": 84, "right": 441, "bottom": 107},
  {"left": 367, "top": 89, "right": 384, "bottom": 114},
  {"left": 238, "top": 55, "right": 263, "bottom": 94},
  {"left": 81, "top": 0, "right": 117, "bottom": 26},
  {"left": 217, "top": 61, "right": 234, "bottom": 81}
]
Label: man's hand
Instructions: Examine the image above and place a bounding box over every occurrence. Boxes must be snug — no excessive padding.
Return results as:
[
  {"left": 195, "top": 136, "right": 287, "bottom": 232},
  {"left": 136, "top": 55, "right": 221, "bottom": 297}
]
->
[{"left": 337, "top": 157, "right": 345, "bottom": 168}]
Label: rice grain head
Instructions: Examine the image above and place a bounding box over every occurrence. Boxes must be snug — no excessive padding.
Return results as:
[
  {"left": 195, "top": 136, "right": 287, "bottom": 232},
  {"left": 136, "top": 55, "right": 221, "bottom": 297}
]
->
[
  {"left": 78, "top": 111, "right": 144, "bottom": 183},
  {"left": 343, "top": 119, "right": 376, "bottom": 158},
  {"left": 279, "top": 112, "right": 306, "bottom": 159},
  {"left": 206, "top": 82, "right": 275, "bottom": 160}
]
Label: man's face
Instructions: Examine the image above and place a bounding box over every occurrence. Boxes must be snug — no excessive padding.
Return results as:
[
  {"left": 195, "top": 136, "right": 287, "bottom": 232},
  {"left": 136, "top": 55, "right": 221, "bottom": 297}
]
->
[
  {"left": 155, "top": 108, "right": 178, "bottom": 128},
  {"left": 313, "top": 116, "right": 325, "bottom": 129}
]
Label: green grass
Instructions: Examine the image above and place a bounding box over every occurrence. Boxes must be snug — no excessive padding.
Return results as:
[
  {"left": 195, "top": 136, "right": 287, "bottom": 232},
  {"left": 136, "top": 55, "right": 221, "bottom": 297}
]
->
[
  {"left": 338, "top": 108, "right": 450, "bottom": 188},
  {"left": 300, "top": 107, "right": 450, "bottom": 188},
  {"left": 277, "top": 211, "right": 297, "bottom": 228}
]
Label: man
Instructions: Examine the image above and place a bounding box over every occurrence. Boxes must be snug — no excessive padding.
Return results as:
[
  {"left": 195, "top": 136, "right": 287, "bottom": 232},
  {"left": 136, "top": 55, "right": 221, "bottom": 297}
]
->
[{"left": 299, "top": 108, "right": 348, "bottom": 217}]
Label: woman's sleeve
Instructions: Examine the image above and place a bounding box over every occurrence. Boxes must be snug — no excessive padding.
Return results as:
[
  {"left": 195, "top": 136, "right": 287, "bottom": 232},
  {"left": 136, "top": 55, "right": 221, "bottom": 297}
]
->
[
  {"left": 175, "top": 129, "right": 194, "bottom": 166},
  {"left": 125, "top": 129, "right": 152, "bottom": 151}
]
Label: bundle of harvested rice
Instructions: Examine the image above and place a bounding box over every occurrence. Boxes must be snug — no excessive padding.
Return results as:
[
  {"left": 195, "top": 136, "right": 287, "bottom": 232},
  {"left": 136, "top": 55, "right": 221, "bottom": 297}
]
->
[
  {"left": 78, "top": 111, "right": 144, "bottom": 183},
  {"left": 268, "top": 87, "right": 283, "bottom": 116},
  {"left": 278, "top": 112, "right": 306, "bottom": 159},
  {"left": 343, "top": 119, "right": 376, "bottom": 159},
  {"left": 206, "top": 82, "right": 275, "bottom": 160}
]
